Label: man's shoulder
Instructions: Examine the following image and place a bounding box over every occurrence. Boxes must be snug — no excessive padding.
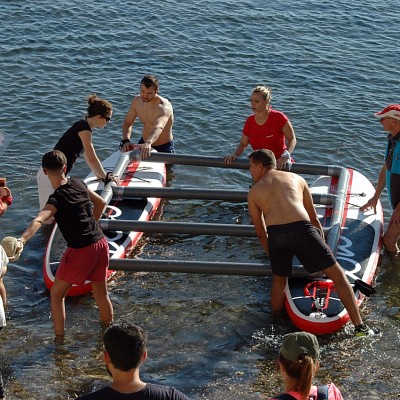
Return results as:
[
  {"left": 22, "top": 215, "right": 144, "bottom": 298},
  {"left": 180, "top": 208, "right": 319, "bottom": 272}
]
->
[
  {"left": 52, "top": 177, "right": 86, "bottom": 200},
  {"left": 145, "top": 383, "right": 190, "bottom": 399},
  {"left": 129, "top": 95, "right": 142, "bottom": 110},
  {"left": 75, "top": 386, "right": 112, "bottom": 400},
  {"left": 276, "top": 169, "right": 303, "bottom": 182},
  {"left": 156, "top": 95, "right": 173, "bottom": 111},
  {"left": 131, "top": 94, "right": 142, "bottom": 103},
  {"left": 70, "top": 176, "right": 85, "bottom": 184},
  {"left": 248, "top": 179, "right": 270, "bottom": 204},
  {"left": 277, "top": 170, "right": 307, "bottom": 191},
  {"left": 251, "top": 170, "right": 304, "bottom": 193}
]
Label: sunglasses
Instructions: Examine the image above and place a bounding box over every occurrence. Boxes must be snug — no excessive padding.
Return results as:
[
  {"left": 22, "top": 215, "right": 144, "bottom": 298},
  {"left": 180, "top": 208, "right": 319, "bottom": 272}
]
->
[{"left": 103, "top": 116, "right": 112, "bottom": 122}]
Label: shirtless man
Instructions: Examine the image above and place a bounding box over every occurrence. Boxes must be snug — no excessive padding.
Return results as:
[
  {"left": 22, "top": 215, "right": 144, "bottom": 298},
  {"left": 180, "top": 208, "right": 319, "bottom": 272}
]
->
[
  {"left": 247, "top": 149, "right": 379, "bottom": 336},
  {"left": 120, "top": 75, "right": 174, "bottom": 159}
]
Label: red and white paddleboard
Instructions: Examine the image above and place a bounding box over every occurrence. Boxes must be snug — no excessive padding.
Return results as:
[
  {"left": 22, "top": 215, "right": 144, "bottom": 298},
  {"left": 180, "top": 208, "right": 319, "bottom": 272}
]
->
[
  {"left": 43, "top": 150, "right": 166, "bottom": 296},
  {"left": 285, "top": 169, "right": 383, "bottom": 335}
]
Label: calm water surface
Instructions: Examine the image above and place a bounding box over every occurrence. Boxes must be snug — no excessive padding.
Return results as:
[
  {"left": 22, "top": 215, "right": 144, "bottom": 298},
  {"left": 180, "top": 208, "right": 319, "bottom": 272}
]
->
[{"left": 1, "top": 1, "right": 400, "bottom": 399}]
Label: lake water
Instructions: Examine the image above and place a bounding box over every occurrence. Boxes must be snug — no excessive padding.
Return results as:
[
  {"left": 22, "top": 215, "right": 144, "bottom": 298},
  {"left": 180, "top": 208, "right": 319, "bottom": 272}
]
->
[{"left": 1, "top": 1, "right": 400, "bottom": 399}]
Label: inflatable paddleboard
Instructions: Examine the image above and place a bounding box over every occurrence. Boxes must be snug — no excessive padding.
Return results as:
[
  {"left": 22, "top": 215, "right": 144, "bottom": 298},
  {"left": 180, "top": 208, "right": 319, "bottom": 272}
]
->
[
  {"left": 285, "top": 168, "right": 383, "bottom": 335},
  {"left": 43, "top": 150, "right": 166, "bottom": 296}
]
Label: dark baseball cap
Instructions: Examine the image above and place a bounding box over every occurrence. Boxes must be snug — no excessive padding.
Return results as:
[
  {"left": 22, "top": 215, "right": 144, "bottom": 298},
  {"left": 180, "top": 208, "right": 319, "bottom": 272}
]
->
[{"left": 280, "top": 331, "right": 320, "bottom": 362}]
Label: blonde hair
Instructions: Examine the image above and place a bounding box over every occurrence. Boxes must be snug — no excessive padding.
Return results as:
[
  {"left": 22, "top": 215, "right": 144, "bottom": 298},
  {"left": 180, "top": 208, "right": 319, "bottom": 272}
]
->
[{"left": 252, "top": 85, "right": 272, "bottom": 103}]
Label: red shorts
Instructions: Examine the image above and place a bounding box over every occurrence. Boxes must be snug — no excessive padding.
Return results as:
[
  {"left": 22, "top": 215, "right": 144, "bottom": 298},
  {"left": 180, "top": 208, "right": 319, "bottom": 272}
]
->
[{"left": 56, "top": 237, "right": 109, "bottom": 285}]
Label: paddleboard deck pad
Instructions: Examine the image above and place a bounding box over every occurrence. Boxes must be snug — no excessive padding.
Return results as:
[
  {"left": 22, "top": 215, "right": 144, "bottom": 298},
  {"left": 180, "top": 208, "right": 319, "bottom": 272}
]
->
[
  {"left": 43, "top": 151, "right": 166, "bottom": 296},
  {"left": 285, "top": 168, "right": 383, "bottom": 335}
]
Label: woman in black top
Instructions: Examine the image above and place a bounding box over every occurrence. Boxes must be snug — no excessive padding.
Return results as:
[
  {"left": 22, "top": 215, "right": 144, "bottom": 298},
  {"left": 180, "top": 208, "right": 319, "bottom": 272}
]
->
[{"left": 37, "top": 94, "right": 115, "bottom": 209}]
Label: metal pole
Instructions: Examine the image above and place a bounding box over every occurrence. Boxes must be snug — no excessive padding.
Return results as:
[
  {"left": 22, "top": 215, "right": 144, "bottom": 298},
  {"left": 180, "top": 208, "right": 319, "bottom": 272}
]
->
[
  {"left": 326, "top": 167, "right": 350, "bottom": 254},
  {"left": 129, "top": 151, "right": 344, "bottom": 176},
  {"left": 129, "top": 150, "right": 249, "bottom": 169},
  {"left": 109, "top": 258, "right": 318, "bottom": 278},
  {"left": 101, "top": 152, "right": 131, "bottom": 206},
  {"left": 114, "top": 187, "right": 248, "bottom": 201},
  {"left": 112, "top": 186, "right": 336, "bottom": 205},
  {"left": 99, "top": 219, "right": 332, "bottom": 237},
  {"left": 99, "top": 220, "right": 257, "bottom": 236}
]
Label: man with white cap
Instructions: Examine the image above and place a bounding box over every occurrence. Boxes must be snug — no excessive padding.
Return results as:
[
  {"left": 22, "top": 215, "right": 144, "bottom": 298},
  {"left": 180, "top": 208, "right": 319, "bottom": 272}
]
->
[{"left": 361, "top": 104, "right": 400, "bottom": 260}]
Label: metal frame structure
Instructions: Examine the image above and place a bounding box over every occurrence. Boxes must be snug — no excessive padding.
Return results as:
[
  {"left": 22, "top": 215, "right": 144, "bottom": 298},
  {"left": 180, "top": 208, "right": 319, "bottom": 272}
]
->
[{"left": 104, "top": 152, "right": 350, "bottom": 277}]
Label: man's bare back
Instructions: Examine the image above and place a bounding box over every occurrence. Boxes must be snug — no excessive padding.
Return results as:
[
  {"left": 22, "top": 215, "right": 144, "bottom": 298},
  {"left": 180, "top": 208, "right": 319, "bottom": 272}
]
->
[
  {"left": 245, "top": 149, "right": 379, "bottom": 334},
  {"left": 249, "top": 169, "right": 312, "bottom": 226}
]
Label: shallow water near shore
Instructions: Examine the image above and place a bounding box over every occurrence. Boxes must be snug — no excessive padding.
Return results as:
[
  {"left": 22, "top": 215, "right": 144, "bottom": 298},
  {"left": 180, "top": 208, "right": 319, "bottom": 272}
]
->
[{"left": 1, "top": 1, "right": 400, "bottom": 399}]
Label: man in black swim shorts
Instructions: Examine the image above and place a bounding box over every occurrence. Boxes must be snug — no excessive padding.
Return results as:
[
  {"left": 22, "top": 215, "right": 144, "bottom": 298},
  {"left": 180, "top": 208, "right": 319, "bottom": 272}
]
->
[
  {"left": 267, "top": 220, "right": 336, "bottom": 277},
  {"left": 247, "top": 149, "right": 379, "bottom": 336}
]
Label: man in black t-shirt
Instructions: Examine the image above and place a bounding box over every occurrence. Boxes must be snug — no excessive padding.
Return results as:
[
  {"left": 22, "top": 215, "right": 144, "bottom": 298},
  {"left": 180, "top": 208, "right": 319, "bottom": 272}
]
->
[
  {"left": 14, "top": 150, "right": 113, "bottom": 339},
  {"left": 76, "top": 321, "right": 190, "bottom": 400}
]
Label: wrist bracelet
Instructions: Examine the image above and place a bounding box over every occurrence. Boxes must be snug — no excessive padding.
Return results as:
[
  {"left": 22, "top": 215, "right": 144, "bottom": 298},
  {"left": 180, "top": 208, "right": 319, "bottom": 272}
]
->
[
  {"left": 281, "top": 150, "right": 291, "bottom": 160},
  {"left": 119, "top": 138, "right": 131, "bottom": 150},
  {"left": 103, "top": 172, "right": 114, "bottom": 185}
]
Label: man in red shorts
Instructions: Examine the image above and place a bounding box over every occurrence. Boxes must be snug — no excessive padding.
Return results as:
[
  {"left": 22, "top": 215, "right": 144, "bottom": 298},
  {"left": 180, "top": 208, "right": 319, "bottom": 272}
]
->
[{"left": 13, "top": 150, "right": 113, "bottom": 339}]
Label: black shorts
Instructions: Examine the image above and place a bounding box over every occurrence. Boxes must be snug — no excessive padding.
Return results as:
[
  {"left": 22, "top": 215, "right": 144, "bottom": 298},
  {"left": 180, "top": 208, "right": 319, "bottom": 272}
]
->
[
  {"left": 267, "top": 220, "right": 337, "bottom": 277},
  {"left": 138, "top": 138, "right": 175, "bottom": 153}
]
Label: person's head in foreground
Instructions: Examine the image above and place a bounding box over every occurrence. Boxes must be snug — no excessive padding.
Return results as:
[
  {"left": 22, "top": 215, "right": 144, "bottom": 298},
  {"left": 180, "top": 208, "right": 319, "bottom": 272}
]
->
[
  {"left": 277, "top": 331, "right": 320, "bottom": 400},
  {"left": 103, "top": 321, "right": 147, "bottom": 374}
]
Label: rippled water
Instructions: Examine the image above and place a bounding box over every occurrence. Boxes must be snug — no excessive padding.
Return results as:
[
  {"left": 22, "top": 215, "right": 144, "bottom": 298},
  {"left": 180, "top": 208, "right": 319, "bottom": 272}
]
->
[{"left": 1, "top": 1, "right": 400, "bottom": 399}]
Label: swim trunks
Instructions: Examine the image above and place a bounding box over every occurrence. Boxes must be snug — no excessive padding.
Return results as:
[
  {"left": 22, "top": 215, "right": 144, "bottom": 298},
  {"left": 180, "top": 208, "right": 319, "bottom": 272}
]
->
[
  {"left": 267, "top": 220, "right": 336, "bottom": 277},
  {"left": 56, "top": 237, "right": 109, "bottom": 285},
  {"left": 138, "top": 137, "right": 175, "bottom": 153}
]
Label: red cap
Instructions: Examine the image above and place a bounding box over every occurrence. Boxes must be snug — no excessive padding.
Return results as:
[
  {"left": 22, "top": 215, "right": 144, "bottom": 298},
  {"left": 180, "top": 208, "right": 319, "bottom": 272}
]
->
[{"left": 374, "top": 104, "right": 400, "bottom": 120}]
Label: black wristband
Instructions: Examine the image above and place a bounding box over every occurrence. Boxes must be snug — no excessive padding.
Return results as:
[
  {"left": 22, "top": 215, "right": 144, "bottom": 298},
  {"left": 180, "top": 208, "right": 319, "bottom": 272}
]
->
[
  {"left": 103, "top": 172, "right": 114, "bottom": 185},
  {"left": 119, "top": 138, "right": 131, "bottom": 150}
]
